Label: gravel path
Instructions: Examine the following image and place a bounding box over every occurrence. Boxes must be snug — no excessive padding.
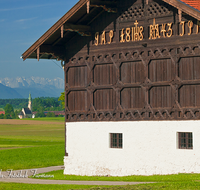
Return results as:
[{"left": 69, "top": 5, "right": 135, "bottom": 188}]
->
[{"left": 0, "top": 166, "right": 153, "bottom": 185}]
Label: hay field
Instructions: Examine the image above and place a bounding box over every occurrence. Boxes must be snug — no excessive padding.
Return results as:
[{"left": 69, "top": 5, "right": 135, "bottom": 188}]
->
[{"left": 0, "top": 119, "right": 65, "bottom": 171}]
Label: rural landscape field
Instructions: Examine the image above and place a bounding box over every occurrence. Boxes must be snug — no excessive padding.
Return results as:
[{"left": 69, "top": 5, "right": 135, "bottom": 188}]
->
[
  {"left": 0, "top": 118, "right": 200, "bottom": 189},
  {"left": 0, "top": 118, "right": 65, "bottom": 171}
]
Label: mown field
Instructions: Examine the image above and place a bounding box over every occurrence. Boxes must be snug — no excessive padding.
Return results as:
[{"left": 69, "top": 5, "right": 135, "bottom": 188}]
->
[{"left": 0, "top": 119, "right": 65, "bottom": 171}]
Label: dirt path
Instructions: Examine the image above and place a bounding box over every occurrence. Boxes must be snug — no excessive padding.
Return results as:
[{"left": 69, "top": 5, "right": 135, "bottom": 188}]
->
[{"left": 0, "top": 119, "right": 64, "bottom": 125}]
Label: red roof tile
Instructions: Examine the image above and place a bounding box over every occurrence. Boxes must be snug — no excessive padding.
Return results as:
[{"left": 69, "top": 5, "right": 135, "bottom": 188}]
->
[
  {"left": 0, "top": 111, "right": 5, "bottom": 115},
  {"left": 181, "top": 0, "right": 200, "bottom": 10}
]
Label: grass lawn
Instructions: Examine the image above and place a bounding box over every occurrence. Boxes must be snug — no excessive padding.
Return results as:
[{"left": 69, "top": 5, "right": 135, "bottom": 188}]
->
[
  {"left": 0, "top": 183, "right": 108, "bottom": 190},
  {"left": 31, "top": 170, "right": 200, "bottom": 189},
  {"left": 33, "top": 170, "right": 200, "bottom": 182},
  {"left": 0, "top": 120, "right": 65, "bottom": 171}
]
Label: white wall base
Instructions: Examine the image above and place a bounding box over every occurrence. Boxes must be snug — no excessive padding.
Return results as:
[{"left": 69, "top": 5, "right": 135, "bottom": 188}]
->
[{"left": 64, "top": 121, "right": 200, "bottom": 176}]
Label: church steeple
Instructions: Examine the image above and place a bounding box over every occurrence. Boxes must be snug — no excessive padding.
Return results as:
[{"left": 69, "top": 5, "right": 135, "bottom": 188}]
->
[{"left": 28, "top": 93, "right": 32, "bottom": 111}]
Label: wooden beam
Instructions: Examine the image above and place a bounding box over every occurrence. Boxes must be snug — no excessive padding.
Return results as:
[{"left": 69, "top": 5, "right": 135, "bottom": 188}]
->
[{"left": 146, "top": 0, "right": 148, "bottom": 5}]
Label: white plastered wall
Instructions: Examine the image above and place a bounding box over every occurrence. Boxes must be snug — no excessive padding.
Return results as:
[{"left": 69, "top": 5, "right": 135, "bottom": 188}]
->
[{"left": 64, "top": 120, "right": 200, "bottom": 176}]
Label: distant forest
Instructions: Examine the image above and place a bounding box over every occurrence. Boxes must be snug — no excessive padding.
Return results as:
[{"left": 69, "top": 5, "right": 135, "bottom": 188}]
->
[{"left": 0, "top": 97, "right": 64, "bottom": 112}]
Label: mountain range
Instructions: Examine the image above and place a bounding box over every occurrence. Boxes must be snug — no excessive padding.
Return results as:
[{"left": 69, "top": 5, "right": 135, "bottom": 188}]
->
[{"left": 0, "top": 77, "right": 64, "bottom": 99}]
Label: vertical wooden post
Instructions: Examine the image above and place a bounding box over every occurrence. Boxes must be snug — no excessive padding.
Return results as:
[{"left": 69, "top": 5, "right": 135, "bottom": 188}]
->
[
  {"left": 87, "top": 0, "right": 90, "bottom": 14},
  {"left": 37, "top": 47, "right": 40, "bottom": 61},
  {"left": 178, "top": 9, "right": 182, "bottom": 22},
  {"left": 61, "top": 25, "right": 64, "bottom": 38},
  {"left": 146, "top": 0, "right": 148, "bottom": 5}
]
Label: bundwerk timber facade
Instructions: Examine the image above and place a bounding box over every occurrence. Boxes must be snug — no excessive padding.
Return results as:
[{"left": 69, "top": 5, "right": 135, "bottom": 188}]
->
[{"left": 23, "top": 0, "right": 200, "bottom": 176}]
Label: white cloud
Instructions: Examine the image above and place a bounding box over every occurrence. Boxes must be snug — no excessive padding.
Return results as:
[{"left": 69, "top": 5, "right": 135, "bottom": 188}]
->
[
  {"left": 15, "top": 17, "right": 37, "bottom": 23},
  {"left": 0, "top": 3, "right": 56, "bottom": 12}
]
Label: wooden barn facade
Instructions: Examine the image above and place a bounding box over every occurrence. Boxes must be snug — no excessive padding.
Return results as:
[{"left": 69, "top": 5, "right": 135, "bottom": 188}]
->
[{"left": 23, "top": 0, "right": 200, "bottom": 176}]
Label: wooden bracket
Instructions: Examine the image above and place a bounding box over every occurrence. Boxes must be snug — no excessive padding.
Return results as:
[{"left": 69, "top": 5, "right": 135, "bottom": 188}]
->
[
  {"left": 178, "top": 9, "right": 182, "bottom": 22},
  {"left": 61, "top": 23, "right": 91, "bottom": 37},
  {"left": 87, "top": 0, "right": 90, "bottom": 14},
  {"left": 89, "top": 0, "right": 117, "bottom": 13},
  {"left": 37, "top": 47, "right": 40, "bottom": 61},
  {"left": 61, "top": 25, "right": 64, "bottom": 38}
]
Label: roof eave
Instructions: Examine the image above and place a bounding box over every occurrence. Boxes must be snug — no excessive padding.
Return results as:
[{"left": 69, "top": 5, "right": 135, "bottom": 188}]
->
[{"left": 22, "top": 0, "right": 87, "bottom": 61}]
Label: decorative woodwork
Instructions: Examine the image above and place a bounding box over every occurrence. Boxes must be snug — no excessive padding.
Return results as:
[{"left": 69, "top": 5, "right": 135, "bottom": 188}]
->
[
  {"left": 65, "top": 44, "right": 200, "bottom": 122},
  {"left": 62, "top": 0, "right": 200, "bottom": 122}
]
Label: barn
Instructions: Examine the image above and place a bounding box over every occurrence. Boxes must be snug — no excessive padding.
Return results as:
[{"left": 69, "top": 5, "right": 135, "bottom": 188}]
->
[{"left": 22, "top": 0, "right": 200, "bottom": 176}]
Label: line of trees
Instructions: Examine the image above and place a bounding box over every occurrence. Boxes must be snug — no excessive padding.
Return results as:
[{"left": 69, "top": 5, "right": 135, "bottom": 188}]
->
[
  {"left": 0, "top": 96, "right": 64, "bottom": 119},
  {"left": 0, "top": 97, "right": 64, "bottom": 112}
]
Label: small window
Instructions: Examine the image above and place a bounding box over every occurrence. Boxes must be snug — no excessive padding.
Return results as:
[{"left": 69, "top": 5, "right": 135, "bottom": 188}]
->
[
  {"left": 110, "top": 133, "right": 123, "bottom": 148},
  {"left": 178, "top": 132, "right": 193, "bottom": 149}
]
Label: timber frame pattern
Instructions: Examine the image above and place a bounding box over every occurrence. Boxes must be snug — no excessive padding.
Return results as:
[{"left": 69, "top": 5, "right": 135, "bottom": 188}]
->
[
  {"left": 65, "top": 44, "right": 200, "bottom": 122},
  {"left": 22, "top": 0, "right": 200, "bottom": 122}
]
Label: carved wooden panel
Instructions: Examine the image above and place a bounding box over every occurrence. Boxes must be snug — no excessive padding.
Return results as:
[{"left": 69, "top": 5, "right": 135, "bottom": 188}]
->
[
  {"left": 149, "top": 86, "right": 173, "bottom": 108},
  {"left": 93, "top": 89, "right": 116, "bottom": 110},
  {"left": 179, "top": 57, "right": 200, "bottom": 80},
  {"left": 179, "top": 85, "right": 200, "bottom": 107},
  {"left": 67, "top": 91, "right": 87, "bottom": 111},
  {"left": 93, "top": 63, "right": 117, "bottom": 85},
  {"left": 148, "top": 59, "right": 175, "bottom": 82},
  {"left": 67, "top": 66, "right": 87, "bottom": 87},
  {"left": 120, "top": 61, "right": 145, "bottom": 84},
  {"left": 121, "top": 87, "right": 145, "bottom": 109}
]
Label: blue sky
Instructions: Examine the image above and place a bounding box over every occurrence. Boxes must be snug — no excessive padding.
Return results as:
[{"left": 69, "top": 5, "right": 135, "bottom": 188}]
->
[{"left": 0, "top": 0, "right": 79, "bottom": 79}]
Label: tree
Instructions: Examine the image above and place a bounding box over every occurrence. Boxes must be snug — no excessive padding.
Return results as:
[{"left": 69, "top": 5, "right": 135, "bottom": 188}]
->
[
  {"left": 35, "top": 111, "right": 46, "bottom": 118},
  {"left": 46, "top": 112, "right": 56, "bottom": 117},
  {"left": 4, "top": 104, "right": 14, "bottom": 117},
  {"left": 35, "top": 106, "right": 45, "bottom": 118},
  {"left": 12, "top": 110, "right": 20, "bottom": 119},
  {"left": 0, "top": 114, "right": 4, "bottom": 119},
  {"left": 4, "top": 113, "right": 11, "bottom": 119},
  {"left": 58, "top": 92, "right": 65, "bottom": 109}
]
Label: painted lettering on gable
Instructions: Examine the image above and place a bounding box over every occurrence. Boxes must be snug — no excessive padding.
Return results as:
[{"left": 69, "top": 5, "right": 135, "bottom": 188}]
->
[{"left": 94, "top": 19, "right": 199, "bottom": 46}]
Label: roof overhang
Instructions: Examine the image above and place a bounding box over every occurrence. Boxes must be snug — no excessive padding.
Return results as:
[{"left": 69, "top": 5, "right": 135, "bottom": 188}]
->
[{"left": 22, "top": 0, "right": 200, "bottom": 61}]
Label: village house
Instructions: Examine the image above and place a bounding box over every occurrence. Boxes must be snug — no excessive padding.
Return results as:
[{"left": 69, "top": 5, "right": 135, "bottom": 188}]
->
[
  {"left": 18, "top": 93, "right": 34, "bottom": 119},
  {"left": 0, "top": 111, "right": 5, "bottom": 115},
  {"left": 22, "top": 0, "right": 200, "bottom": 176}
]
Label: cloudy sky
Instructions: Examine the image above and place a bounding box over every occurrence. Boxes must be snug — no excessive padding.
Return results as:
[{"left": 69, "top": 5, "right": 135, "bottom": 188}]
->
[{"left": 0, "top": 0, "right": 79, "bottom": 79}]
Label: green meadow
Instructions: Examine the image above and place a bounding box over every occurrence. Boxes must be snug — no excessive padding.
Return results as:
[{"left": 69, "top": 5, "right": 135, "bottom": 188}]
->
[{"left": 0, "top": 119, "right": 65, "bottom": 171}]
